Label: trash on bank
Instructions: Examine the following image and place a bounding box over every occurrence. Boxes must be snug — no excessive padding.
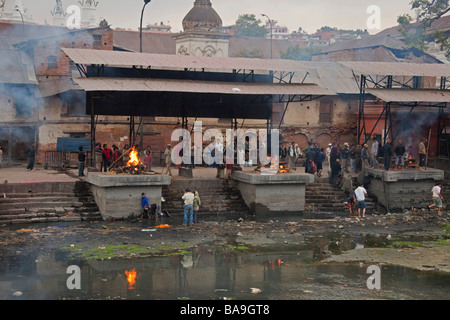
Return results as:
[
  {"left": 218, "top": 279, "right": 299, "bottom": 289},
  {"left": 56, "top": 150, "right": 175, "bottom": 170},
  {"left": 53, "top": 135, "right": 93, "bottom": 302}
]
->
[{"left": 250, "top": 288, "right": 261, "bottom": 294}]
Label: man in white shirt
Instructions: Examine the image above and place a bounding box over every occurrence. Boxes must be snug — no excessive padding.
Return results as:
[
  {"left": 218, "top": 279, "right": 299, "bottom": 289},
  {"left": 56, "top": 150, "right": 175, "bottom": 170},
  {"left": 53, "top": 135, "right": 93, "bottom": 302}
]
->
[
  {"left": 325, "top": 143, "right": 331, "bottom": 168},
  {"left": 370, "top": 137, "right": 379, "bottom": 168},
  {"left": 354, "top": 184, "right": 368, "bottom": 218},
  {"left": 182, "top": 188, "right": 195, "bottom": 226},
  {"left": 428, "top": 183, "right": 443, "bottom": 213}
]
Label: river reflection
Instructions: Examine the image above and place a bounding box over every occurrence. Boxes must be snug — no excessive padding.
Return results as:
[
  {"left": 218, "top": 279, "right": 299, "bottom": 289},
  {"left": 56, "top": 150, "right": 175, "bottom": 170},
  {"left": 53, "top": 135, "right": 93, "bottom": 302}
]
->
[{"left": 0, "top": 234, "right": 449, "bottom": 300}]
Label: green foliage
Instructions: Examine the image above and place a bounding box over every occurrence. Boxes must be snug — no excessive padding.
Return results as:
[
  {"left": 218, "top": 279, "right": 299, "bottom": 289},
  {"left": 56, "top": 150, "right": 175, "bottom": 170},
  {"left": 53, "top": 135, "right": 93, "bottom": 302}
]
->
[
  {"left": 387, "top": 241, "right": 424, "bottom": 248},
  {"left": 317, "top": 26, "right": 369, "bottom": 36},
  {"left": 233, "top": 47, "right": 265, "bottom": 59},
  {"left": 280, "top": 45, "right": 320, "bottom": 61},
  {"left": 397, "top": 0, "right": 450, "bottom": 59},
  {"left": 233, "top": 14, "right": 268, "bottom": 38}
]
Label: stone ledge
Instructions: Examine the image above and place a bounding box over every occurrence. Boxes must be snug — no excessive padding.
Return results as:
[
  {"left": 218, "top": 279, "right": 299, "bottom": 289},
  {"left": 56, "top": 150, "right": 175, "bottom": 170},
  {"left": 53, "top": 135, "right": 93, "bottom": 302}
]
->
[
  {"left": 87, "top": 172, "right": 172, "bottom": 188},
  {"left": 363, "top": 168, "right": 444, "bottom": 182},
  {"left": 231, "top": 171, "right": 314, "bottom": 185}
]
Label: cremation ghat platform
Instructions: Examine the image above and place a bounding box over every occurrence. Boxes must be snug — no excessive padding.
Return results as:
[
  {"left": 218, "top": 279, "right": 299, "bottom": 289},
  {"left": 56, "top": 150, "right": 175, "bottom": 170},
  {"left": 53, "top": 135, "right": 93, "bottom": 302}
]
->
[
  {"left": 87, "top": 173, "right": 172, "bottom": 220},
  {"left": 363, "top": 168, "right": 444, "bottom": 211},
  {"left": 231, "top": 171, "right": 314, "bottom": 215}
]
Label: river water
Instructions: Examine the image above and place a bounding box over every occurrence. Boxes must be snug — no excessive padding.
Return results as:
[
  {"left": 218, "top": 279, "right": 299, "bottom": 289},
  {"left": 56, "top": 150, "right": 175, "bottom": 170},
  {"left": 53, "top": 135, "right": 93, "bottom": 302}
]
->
[{"left": 0, "top": 232, "right": 449, "bottom": 300}]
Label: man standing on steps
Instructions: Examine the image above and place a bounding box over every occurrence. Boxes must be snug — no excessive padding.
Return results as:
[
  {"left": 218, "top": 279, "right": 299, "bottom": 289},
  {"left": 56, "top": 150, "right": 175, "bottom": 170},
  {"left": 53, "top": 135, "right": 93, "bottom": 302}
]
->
[
  {"left": 163, "top": 144, "right": 173, "bottom": 176},
  {"left": 182, "top": 188, "right": 195, "bottom": 226},
  {"left": 355, "top": 183, "right": 368, "bottom": 219},
  {"left": 370, "top": 137, "right": 379, "bottom": 168},
  {"left": 78, "top": 146, "right": 86, "bottom": 177}
]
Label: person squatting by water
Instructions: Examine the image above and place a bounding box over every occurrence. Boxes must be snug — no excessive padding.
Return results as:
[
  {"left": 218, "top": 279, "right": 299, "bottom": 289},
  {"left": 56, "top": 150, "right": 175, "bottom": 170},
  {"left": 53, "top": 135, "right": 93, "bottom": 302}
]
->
[{"left": 140, "top": 193, "right": 157, "bottom": 222}]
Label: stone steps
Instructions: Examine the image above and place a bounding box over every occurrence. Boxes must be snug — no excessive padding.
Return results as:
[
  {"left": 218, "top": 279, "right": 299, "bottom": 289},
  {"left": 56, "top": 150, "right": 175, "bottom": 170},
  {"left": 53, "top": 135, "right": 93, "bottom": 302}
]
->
[
  {"left": 0, "top": 181, "right": 102, "bottom": 225},
  {"left": 305, "top": 176, "right": 377, "bottom": 216},
  {"left": 162, "top": 179, "right": 249, "bottom": 217}
]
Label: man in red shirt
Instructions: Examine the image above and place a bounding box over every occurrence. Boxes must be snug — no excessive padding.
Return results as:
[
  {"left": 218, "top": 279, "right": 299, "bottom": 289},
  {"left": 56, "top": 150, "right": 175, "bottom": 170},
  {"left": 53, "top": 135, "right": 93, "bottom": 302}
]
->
[{"left": 102, "top": 144, "right": 113, "bottom": 172}]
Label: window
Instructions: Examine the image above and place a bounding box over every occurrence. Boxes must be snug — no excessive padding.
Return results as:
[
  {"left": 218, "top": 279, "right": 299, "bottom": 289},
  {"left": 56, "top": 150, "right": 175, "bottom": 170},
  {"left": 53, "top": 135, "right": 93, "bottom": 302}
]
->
[
  {"left": 319, "top": 100, "right": 332, "bottom": 123},
  {"left": 47, "top": 56, "right": 58, "bottom": 69},
  {"left": 93, "top": 35, "right": 102, "bottom": 48}
]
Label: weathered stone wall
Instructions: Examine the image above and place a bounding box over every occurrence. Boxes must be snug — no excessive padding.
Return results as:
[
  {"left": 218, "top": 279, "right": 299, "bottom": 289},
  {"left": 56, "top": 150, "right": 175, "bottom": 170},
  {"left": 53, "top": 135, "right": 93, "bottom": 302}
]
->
[
  {"left": 364, "top": 168, "right": 445, "bottom": 211},
  {"left": 232, "top": 171, "right": 314, "bottom": 215},
  {"left": 87, "top": 173, "right": 171, "bottom": 220}
]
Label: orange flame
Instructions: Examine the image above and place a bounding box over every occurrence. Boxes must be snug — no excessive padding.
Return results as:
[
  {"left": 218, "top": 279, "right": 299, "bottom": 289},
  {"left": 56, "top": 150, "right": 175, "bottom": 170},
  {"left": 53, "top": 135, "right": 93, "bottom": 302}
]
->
[
  {"left": 126, "top": 147, "right": 142, "bottom": 167},
  {"left": 125, "top": 269, "right": 137, "bottom": 289}
]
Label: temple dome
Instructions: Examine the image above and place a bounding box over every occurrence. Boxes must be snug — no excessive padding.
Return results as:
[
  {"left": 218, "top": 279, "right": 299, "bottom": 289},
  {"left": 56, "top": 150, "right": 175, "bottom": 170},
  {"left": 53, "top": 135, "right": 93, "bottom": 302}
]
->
[{"left": 182, "top": 0, "right": 223, "bottom": 33}]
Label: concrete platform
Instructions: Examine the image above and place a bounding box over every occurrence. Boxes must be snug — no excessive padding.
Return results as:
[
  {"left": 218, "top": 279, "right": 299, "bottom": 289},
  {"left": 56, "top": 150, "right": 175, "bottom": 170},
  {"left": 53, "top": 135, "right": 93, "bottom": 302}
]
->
[
  {"left": 231, "top": 171, "right": 314, "bottom": 215},
  {"left": 363, "top": 168, "right": 444, "bottom": 211},
  {"left": 87, "top": 172, "right": 172, "bottom": 220}
]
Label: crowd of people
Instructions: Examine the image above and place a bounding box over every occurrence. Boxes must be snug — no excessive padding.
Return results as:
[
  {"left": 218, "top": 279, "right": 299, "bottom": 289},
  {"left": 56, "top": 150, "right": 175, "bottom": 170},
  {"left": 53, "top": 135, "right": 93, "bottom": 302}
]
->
[
  {"left": 89, "top": 142, "right": 155, "bottom": 176},
  {"left": 281, "top": 136, "right": 431, "bottom": 186}
]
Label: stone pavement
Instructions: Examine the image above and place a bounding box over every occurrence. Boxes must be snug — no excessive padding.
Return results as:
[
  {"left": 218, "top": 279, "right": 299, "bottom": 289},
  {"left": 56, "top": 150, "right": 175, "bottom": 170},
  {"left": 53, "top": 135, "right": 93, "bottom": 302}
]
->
[{"left": 0, "top": 163, "right": 79, "bottom": 184}]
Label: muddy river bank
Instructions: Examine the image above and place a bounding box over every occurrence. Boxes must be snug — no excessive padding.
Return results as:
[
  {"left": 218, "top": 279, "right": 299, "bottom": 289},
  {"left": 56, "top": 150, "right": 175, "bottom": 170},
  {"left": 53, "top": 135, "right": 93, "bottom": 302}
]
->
[{"left": 0, "top": 209, "right": 449, "bottom": 300}]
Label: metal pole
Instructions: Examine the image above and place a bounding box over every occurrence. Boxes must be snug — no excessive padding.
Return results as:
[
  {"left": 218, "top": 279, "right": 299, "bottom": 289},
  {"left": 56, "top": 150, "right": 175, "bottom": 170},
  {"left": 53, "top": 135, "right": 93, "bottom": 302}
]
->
[
  {"left": 139, "top": 0, "right": 151, "bottom": 149},
  {"left": 15, "top": 8, "right": 25, "bottom": 37},
  {"left": 140, "top": 1, "right": 151, "bottom": 54},
  {"left": 261, "top": 14, "right": 273, "bottom": 59}
]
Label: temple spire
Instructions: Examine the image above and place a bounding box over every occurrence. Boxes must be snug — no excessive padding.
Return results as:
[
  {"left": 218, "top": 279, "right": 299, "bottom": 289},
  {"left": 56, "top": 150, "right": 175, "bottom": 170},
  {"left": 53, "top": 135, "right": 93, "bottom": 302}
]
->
[
  {"left": 51, "top": 0, "right": 66, "bottom": 27},
  {"left": 0, "top": 0, "right": 34, "bottom": 23}
]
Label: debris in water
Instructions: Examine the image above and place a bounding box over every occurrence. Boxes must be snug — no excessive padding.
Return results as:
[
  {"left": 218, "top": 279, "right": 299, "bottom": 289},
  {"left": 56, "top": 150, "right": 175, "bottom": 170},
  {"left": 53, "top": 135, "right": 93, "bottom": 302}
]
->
[
  {"left": 250, "top": 288, "right": 261, "bottom": 294},
  {"left": 17, "top": 229, "right": 39, "bottom": 233}
]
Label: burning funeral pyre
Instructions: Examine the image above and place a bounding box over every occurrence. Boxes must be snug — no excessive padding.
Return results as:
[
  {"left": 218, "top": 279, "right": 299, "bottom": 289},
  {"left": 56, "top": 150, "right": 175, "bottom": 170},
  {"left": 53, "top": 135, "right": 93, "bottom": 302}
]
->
[
  {"left": 109, "top": 147, "right": 148, "bottom": 175},
  {"left": 254, "top": 157, "right": 290, "bottom": 174}
]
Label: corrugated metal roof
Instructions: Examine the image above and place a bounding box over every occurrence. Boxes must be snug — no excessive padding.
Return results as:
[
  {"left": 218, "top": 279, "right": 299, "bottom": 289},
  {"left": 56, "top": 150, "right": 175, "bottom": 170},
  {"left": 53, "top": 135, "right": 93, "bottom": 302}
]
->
[
  {"left": 367, "top": 88, "right": 450, "bottom": 103},
  {"left": 340, "top": 61, "right": 450, "bottom": 77},
  {"left": 72, "top": 77, "right": 335, "bottom": 96},
  {"left": 36, "top": 78, "right": 77, "bottom": 98},
  {"left": 61, "top": 48, "right": 316, "bottom": 74},
  {"left": 303, "top": 61, "right": 360, "bottom": 94},
  {"left": 320, "top": 34, "right": 407, "bottom": 54}
]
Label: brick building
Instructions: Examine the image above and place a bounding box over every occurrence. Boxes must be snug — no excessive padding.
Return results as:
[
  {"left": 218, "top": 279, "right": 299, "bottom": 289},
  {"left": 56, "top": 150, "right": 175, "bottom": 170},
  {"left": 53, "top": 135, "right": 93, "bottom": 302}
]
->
[{"left": 0, "top": 21, "right": 115, "bottom": 163}]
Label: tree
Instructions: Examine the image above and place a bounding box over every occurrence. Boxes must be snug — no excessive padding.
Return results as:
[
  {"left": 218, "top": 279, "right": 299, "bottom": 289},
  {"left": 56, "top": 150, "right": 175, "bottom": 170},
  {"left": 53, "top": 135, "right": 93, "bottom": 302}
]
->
[
  {"left": 398, "top": 0, "right": 450, "bottom": 59},
  {"left": 234, "top": 47, "right": 265, "bottom": 59},
  {"left": 280, "top": 45, "right": 320, "bottom": 61},
  {"left": 233, "top": 14, "right": 268, "bottom": 38}
]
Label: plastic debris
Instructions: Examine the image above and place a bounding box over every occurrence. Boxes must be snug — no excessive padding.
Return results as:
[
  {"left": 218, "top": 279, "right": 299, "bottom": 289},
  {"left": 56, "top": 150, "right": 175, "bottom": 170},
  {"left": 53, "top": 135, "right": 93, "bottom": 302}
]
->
[{"left": 250, "top": 288, "right": 261, "bottom": 294}]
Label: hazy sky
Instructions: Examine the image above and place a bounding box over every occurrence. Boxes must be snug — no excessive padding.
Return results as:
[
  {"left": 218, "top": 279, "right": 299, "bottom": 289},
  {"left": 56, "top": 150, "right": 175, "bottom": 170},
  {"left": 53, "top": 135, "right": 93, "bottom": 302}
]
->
[{"left": 22, "top": 0, "right": 416, "bottom": 34}]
